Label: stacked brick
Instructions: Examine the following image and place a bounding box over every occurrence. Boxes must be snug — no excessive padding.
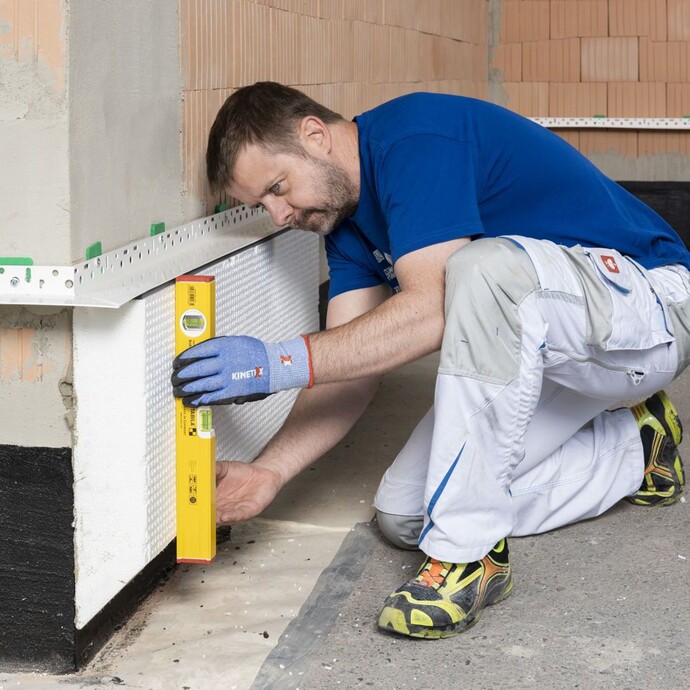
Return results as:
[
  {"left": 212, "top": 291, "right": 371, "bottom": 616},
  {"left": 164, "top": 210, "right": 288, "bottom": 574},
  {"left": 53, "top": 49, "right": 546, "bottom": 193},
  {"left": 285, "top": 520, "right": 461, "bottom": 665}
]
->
[
  {"left": 490, "top": 0, "right": 690, "bottom": 161},
  {"left": 181, "top": 0, "right": 488, "bottom": 213}
]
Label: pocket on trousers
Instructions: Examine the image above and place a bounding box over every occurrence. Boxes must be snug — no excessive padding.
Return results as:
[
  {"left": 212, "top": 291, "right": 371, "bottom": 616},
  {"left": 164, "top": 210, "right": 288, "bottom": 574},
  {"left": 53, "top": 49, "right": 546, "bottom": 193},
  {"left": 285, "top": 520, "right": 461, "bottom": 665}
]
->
[{"left": 584, "top": 248, "right": 674, "bottom": 352}]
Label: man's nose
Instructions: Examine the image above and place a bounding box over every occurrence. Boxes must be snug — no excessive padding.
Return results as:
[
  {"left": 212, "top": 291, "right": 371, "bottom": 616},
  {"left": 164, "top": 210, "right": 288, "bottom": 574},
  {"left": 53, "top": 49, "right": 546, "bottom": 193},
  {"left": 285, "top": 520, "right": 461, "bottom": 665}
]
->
[{"left": 264, "top": 198, "right": 293, "bottom": 227}]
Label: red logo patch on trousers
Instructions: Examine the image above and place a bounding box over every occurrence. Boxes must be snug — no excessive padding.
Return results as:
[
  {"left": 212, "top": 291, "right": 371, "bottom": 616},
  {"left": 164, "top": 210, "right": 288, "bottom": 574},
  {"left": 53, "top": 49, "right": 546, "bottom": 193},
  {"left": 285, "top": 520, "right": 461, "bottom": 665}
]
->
[{"left": 600, "top": 255, "right": 620, "bottom": 273}]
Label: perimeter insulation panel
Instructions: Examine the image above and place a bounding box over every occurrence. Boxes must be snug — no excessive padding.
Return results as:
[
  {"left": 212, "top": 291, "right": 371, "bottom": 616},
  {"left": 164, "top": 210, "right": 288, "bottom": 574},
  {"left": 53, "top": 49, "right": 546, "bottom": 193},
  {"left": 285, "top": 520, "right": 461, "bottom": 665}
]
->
[{"left": 73, "top": 231, "right": 319, "bottom": 628}]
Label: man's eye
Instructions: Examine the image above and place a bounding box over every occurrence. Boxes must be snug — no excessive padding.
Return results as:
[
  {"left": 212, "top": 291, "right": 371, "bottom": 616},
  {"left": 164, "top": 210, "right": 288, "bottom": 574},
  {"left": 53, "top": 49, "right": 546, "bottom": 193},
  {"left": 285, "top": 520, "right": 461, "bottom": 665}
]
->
[{"left": 270, "top": 182, "right": 281, "bottom": 194}]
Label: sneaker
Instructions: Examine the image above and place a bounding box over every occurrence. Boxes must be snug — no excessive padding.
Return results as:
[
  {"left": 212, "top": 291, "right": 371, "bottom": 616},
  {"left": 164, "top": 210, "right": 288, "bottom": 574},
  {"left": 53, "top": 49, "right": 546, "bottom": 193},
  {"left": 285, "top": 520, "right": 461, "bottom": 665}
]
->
[
  {"left": 627, "top": 391, "right": 685, "bottom": 507},
  {"left": 377, "top": 539, "right": 512, "bottom": 639}
]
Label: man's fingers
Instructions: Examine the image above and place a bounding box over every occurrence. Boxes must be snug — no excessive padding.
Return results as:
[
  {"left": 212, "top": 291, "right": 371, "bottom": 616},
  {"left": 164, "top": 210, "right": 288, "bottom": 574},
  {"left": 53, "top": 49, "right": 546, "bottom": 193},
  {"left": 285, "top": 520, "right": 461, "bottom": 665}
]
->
[{"left": 172, "top": 336, "right": 227, "bottom": 368}]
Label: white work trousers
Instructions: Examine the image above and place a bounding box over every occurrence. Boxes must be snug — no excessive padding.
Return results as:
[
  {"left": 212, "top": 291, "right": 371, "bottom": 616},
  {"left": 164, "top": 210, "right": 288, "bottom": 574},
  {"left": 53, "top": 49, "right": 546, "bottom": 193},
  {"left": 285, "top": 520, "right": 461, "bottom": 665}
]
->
[{"left": 374, "top": 237, "right": 690, "bottom": 563}]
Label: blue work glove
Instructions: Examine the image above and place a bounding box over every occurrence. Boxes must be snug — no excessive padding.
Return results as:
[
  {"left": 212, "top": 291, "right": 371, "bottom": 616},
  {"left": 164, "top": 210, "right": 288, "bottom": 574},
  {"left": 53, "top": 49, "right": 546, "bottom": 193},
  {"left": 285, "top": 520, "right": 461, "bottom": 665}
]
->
[{"left": 171, "top": 335, "right": 313, "bottom": 407}]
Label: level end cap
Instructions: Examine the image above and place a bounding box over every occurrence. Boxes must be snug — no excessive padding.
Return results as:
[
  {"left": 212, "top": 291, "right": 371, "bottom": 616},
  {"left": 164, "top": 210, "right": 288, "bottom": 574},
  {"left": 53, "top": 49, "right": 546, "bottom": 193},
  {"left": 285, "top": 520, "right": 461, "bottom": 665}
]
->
[{"left": 176, "top": 274, "right": 215, "bottom": 283}]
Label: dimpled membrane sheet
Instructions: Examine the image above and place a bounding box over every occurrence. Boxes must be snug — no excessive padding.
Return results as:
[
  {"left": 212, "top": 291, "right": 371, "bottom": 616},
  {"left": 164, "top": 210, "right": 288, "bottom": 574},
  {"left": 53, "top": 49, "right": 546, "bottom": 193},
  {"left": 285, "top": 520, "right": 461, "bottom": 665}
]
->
[
  {"left": 144, "top": 287, "right": 176, "bottom": 563},
  {"left": 212, "top": 231, "right": 320, "bottom": 460},
  {"left": 142, "top": 229, "right": 319, "bottom": 560}
]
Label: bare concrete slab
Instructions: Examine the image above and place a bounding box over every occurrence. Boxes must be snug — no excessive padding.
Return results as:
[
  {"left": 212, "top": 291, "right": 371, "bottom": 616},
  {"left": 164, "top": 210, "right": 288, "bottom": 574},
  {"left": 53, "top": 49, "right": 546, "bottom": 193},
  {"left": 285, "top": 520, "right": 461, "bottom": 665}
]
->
[{"left": 295, "top": 503, "right": 690, "bottom": 689}]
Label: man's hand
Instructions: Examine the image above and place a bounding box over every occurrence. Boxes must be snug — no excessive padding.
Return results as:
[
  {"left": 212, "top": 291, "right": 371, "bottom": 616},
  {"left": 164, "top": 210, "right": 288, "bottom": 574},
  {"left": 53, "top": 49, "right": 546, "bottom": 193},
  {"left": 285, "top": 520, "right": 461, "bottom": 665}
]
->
[
  {"left": 216, "top": 461, "right": 283, "bottom": 524},
  {"left": 171, "top": 334, "right": 313, "bottom": 407}
]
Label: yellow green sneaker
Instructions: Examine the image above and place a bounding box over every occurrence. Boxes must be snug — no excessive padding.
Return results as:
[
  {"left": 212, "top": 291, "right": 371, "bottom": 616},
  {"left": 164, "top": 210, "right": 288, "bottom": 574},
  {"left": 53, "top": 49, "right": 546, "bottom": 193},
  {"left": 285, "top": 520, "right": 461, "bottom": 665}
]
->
[
  {"left": 377, "top": 539, "right": 512, "bottom": 639},
  {"left": 627, "top": 391, "right": 685, "bottom": 507}
]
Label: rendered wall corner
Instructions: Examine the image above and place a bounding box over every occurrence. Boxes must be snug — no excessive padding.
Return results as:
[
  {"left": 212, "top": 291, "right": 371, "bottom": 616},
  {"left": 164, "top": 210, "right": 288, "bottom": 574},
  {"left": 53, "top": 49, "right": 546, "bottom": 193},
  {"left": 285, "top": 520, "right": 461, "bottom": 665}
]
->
[
  {"left": 0, "top": 0, "right": 70, "bottom": 264},
  {"left": 68, "top": 0, "right": 185, "bottom": 262}
]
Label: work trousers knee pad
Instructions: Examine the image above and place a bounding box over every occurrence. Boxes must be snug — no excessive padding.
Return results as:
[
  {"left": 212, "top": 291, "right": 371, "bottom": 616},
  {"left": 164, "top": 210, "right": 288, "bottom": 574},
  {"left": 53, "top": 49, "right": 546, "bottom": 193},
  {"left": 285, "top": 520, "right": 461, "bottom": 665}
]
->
[
  {"left": 443, "top": 238, "right": 540, "bottom": 383},
  {"left": 376, "top": 510, "right": 423, "bottom": 550}
]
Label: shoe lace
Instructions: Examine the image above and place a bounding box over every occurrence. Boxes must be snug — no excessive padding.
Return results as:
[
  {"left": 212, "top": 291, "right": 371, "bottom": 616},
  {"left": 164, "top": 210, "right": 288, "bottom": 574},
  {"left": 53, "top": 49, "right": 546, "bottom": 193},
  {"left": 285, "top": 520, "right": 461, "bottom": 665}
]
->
[{"left": 418, "top": 558, "right": 452, "bottom": 589}]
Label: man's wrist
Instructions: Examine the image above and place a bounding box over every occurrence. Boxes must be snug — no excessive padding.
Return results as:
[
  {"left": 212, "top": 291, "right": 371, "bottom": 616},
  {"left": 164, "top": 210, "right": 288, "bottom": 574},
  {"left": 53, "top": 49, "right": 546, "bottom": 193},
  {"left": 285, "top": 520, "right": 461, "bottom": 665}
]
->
[
  {"left": 253, "top": 455, "right": 292, "bottom": 487},
  {"left": 264, "top": 335, "right": 314, "bottom": 392}
]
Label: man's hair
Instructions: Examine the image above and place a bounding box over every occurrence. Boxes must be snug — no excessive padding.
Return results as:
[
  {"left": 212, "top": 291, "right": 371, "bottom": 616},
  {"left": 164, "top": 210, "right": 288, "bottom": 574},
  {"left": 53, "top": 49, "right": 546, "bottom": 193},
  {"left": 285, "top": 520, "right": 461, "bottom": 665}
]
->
[{"left": 206, "top": 82, "right": 345, "bottom": 193}]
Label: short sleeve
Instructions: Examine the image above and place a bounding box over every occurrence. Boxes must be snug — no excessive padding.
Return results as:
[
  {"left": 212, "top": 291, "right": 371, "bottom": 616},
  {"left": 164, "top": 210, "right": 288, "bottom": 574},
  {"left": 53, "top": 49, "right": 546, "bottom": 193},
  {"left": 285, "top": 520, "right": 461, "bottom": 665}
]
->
[
  {"left": 325, "top": 222, "right": 386, "bottom": 300},
  {"left": 376, "top": 135, "right": 484, "bottom": 262}
]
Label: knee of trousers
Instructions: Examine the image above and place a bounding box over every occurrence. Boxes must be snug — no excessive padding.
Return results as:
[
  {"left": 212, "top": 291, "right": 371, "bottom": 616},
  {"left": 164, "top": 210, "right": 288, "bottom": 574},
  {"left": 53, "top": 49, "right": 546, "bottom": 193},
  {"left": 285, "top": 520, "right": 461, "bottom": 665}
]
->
[
  {"left": 445, "top": 238, "right": 539, "bottom": 302},
  {"left": 376, "top": 510, "right": 423, "bottom": 550},
  {"left": 442, "top": 238, "right": 540, "bottom": 382}
]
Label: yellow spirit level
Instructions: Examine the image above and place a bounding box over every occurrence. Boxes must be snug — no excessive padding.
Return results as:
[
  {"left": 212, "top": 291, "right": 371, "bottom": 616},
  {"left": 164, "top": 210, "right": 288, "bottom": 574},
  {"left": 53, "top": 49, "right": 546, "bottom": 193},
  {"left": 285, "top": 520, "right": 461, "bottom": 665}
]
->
[{"left": 175, "top": 275, "right": 216, "bottom": 564}]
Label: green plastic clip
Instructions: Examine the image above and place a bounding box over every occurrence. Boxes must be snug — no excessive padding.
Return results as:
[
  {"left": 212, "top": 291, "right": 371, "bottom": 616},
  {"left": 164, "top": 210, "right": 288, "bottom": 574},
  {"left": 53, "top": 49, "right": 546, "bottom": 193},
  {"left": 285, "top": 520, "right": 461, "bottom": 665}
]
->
[
  {"left": 150, "top": 222, "right": 166, "bottom": 236},
  {"left": 214, "top": 203, "right": 230, "bottom": 213},
  {"left": 85, "top": 242, "right": 102, "bottom": 260},
  {"left": 0, "top": 257, "right": 34, "bottom": 265},
  {"left": 593, "top": 114, "right": 606, "bottom": 118}
]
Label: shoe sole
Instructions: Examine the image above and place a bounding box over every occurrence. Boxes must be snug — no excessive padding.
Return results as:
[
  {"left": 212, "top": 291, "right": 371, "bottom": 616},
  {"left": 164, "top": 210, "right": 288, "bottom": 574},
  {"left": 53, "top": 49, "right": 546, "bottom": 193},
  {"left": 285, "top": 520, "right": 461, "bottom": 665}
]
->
[{"left": 648, "top": 390, "right": 683, "bottom": 446}]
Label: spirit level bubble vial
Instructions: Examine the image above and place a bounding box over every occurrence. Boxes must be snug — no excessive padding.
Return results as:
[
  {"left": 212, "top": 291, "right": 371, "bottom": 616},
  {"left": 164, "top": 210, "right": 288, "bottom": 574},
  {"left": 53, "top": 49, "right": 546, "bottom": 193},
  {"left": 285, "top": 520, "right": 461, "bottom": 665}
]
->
[{"left": 175, "top": 275, "right": 217, "bottom": 564}]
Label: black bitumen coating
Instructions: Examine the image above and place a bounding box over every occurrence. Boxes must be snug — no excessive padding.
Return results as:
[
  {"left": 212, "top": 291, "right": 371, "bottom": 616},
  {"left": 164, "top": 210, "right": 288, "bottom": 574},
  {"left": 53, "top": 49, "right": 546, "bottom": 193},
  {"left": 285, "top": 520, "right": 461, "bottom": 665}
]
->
[{"left": 0, "top": 445, "right": 76, "bottom": 673}]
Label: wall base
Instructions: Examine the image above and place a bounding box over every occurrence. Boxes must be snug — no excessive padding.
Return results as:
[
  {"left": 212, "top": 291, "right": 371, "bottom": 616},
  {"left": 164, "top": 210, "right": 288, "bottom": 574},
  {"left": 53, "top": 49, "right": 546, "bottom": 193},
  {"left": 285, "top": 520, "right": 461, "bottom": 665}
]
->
[
  {"left": 0, "top": 444, "right": 75, "bottom": 673},
  {"left": 620, "top": 181, "right": 690, "bottom": 247},
  {"left": 0, "top": 443, "right": 177, "bottom": 673}
]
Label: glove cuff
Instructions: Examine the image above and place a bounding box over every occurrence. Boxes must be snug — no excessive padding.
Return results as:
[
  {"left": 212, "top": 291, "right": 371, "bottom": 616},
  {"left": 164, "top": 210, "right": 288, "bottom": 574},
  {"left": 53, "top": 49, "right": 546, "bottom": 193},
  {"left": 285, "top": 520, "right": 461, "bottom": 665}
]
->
[{"left": 263, "top": 335, "right": 314, "bottom": 393}]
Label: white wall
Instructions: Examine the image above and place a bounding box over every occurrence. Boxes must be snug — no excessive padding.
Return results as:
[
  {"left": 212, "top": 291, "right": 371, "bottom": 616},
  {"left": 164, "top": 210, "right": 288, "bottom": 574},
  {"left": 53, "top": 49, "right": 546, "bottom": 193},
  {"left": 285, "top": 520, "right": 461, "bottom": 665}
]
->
[{"left": 72, "top": 231, "right": 319, "bottom": 628}]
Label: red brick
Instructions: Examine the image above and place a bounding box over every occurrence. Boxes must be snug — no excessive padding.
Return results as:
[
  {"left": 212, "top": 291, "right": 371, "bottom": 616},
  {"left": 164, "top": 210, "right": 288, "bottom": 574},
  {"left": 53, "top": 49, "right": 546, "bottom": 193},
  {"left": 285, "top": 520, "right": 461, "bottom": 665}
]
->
[
  {"left": 579, "top": 131, "right": 639, "bottom": 158},
  {"left": 608, "top": 82, "right": 667, "bottom": 117},
  {"left": 609, "top": 0, "right": 667, "bottom": 41},
  {"left": 581, "top": 37, "right": 639, "bottom": 81},
  {"left": 668, "top": 0, "right": 690, "bottom": 40},
  {"left": 550, "top": 1, "right": 608, "bottom": 39},
  {"left": 503, "top": 81, "right": 550, "bottom": 116},
  {"left": 549, "top": 82, "right": 608, "bottom": 116}
]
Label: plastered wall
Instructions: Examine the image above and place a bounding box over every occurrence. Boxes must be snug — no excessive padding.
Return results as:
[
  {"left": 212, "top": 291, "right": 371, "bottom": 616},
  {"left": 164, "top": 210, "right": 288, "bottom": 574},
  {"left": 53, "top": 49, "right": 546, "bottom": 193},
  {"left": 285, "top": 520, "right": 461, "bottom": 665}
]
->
[
  {"left": 0, "top": 0, "right": 70, "bottom": 265},
  {"left": 0, "top": 1, "right": 73, "bottom": 447},
  {"left": 1, "top": 1, "right": 185, "bottom": 447},
  {"left": 0, "top": 305, "right": 72, "bottom": 447},
  {"left": 68, "top": 0, "right": 184, "bottom": 261},
  {"left": 181, "top": 0, "right": 490, "bottom": 217},
  {"left": 489, "top": 0, "right": 690, "bottom": 180}
]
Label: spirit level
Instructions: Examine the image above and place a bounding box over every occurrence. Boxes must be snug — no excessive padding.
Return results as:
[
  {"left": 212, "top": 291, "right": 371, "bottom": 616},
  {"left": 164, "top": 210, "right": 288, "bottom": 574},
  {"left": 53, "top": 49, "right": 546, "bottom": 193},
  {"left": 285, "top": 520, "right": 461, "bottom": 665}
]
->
[{"left": 175, "top": 275, "right": 216, "bottom": 564}]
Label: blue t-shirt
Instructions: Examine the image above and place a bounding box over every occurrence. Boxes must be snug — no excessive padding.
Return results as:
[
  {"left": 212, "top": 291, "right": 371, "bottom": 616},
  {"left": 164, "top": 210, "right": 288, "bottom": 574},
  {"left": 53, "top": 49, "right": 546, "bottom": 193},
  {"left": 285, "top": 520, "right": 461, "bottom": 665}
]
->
[{"left": 325, "top": 93, "right": 690, "bottom": 299}]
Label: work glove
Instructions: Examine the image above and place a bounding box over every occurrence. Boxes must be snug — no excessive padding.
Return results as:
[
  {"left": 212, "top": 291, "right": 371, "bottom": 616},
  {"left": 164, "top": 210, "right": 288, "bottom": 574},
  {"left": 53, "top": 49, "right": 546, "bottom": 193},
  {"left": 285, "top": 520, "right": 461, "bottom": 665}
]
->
[{"left": 171, "top": 335, "right": 313, "bottom": 407}]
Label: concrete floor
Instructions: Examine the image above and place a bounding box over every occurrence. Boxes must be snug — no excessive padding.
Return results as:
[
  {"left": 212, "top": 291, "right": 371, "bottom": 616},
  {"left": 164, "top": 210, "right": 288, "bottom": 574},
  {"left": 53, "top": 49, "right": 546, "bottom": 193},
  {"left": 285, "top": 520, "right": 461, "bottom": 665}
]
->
[{"left": 3, "top": 355, "right": 690, "bottom": 689}]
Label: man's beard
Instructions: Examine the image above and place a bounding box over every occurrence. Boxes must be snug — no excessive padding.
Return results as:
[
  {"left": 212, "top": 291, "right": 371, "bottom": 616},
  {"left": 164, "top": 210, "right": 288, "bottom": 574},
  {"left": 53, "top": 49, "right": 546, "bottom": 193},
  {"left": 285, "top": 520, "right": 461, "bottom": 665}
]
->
[{"left": 290, "top": 157, "right": 358, "bottom": 237}]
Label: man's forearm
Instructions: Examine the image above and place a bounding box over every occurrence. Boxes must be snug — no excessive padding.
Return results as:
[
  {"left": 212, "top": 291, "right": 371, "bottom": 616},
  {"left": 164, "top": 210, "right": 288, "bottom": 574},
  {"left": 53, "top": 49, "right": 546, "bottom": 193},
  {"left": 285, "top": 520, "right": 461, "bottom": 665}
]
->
[
  {"left": 252, "top": 375, "right": 380, "bottom": 484},
  {"left": 309, "top": 289, "right": 445, "bottom": 385}
]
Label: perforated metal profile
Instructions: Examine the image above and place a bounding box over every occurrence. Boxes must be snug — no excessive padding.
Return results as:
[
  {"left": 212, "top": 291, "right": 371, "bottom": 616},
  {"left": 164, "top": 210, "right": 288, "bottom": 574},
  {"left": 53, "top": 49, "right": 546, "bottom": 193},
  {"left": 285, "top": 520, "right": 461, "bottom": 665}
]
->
[
  {"left": 0, "top": 206, "right": 278, "bottom": 307},
  {"left": 531, "top": 117, "right": 690, "bottom": 130}
]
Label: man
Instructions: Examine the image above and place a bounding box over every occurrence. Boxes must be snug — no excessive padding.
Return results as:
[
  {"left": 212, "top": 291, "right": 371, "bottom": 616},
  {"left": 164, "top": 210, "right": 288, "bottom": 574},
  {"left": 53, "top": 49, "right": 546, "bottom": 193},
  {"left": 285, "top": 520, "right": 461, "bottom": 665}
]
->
[{"left": 172, "top": 82, "right": 689, "bottom": 639}]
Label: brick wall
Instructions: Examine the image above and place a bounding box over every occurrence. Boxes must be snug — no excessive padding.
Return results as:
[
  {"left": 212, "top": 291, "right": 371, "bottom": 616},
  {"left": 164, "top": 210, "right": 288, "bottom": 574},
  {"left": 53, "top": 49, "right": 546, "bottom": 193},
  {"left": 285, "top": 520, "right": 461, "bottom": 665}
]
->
[
  {"left": 181, "top": 0, "right": 489, "bottom": 215},
  {"left": 490, "top": 0, "right": 690, "bottom": 161}
]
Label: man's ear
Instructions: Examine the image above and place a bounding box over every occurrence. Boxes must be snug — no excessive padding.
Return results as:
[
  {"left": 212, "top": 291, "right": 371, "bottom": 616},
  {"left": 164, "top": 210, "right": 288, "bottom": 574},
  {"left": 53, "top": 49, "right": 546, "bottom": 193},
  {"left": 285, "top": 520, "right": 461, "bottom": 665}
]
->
[{"left": 299, "top": 116, "right": 332, "bottom": 157}]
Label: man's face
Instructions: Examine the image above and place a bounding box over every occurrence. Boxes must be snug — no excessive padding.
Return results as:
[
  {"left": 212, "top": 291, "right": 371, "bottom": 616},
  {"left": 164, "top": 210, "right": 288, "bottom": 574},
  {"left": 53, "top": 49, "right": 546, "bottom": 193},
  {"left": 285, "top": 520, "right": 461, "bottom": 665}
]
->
[{"left": 229, "top": 143, "right": 358, "bottom": 236}]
